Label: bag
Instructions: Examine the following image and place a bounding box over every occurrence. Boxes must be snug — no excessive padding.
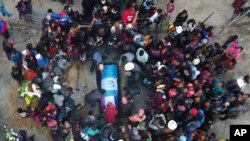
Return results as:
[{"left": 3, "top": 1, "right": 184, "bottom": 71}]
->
[{"left": 232, "top": 0, "right": 247, "bottom": 10}]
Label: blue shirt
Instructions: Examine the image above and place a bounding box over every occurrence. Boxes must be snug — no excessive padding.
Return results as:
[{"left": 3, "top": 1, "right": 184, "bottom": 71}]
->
[{"left": 92, "top": 51, "right": 103, "bottom": 65}]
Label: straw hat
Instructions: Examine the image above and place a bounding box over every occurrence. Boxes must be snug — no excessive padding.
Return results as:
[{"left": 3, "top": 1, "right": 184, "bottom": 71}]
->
[
  {"left": 124, "top": 62, "right": 135, "bottom": 71},
  {"left": 168, "top": 120, "right": 177, "bottom": 130}
]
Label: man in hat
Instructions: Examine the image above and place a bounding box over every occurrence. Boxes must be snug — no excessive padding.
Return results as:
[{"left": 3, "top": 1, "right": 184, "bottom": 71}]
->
[{"left": 124, "top": 62, "right": 142, "bottom": 82}]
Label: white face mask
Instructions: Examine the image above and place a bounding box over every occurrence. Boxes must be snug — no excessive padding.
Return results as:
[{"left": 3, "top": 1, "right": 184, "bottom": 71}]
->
[
  {"left": 112, "top": 10, "right": 117, "bottom": 13},
  {"left": 101, "top": 0, "right": 106, "bottom": 4}
]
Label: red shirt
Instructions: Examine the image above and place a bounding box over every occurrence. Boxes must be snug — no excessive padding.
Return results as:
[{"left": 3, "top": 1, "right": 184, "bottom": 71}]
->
[{"left": 122, "top": 9, "right": 137, "bottom": 26}]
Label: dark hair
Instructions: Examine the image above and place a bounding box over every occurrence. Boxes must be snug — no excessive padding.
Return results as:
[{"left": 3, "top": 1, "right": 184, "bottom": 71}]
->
[
  {"left": 238, "top": 47, "right": 244, "bottom": 52},
  {"left": 170, "top": 0, "right": 174, "bottom": 3},
  {"left": 64, "top": 6, "right": 69, "bottom": 10},
  {"left": 214, "top": 42, "right": 220, "bottom": 48},
  {"left": 17, "top": 108, "right": 24, "bottom": 113},
  {"left": 26, "top": 43, "right": 33, "bottom": 50},
  {"left": 182, "top": 10, "right": 187, "bottom": 14},
  {"left": 233, "top": 35, "right": 239, "bottom": 39},
  {"left": 139, "top": 50, "right": 144, "bottom": 56},
  {"left": 121, "top": 56, "right": 127, "bottom": 62},
  {"left": 88, "top": 110, "right": 93, "bottom": 115},
  {"left": 230, "top": 58, "right": 237, "bottom": 65},
  {"left": 157, "top": 9, "right": 163, "bottom": 14},
  {"left": 68, "top": 87, "right": 73, "bottom": 92},
  {"left": 100, "top": 89, "right": 106, "bottom": 94},
  {"left": 244, "top": 75, "right": 249, "bottom": 83},
  {"left": 48, "top": 9, "right": 53, "bottom": 13}
]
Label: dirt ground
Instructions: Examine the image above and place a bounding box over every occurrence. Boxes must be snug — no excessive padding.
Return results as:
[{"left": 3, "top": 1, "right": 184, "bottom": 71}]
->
[{"left": 0, "top": 0, "right": 250, "bottom": 140}]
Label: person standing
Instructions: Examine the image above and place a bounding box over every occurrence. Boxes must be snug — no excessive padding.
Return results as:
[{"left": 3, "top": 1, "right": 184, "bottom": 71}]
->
[
  {"left": 82, "top": 0, "right": 96, "bottom": 21},
  {"left": 16, "top": 0, "right": 28, "bottom": 20},
  {"left": 230, "top": 0, "right": 248, "bottom": 21},
  {"left": 165, "top": 0, "right": 174, "bottom": 18},
  {"left": 90, "top": 51, "right": 104, "bottom": 72},
  {"left": 173, "top": 10, "right": 188, "bottom": 26},
  {"left": 0, "top": 0, "right": 12, "bottom": 17},
  {"left": 0, "top": 18, "right": 9, "bottom": 39}
]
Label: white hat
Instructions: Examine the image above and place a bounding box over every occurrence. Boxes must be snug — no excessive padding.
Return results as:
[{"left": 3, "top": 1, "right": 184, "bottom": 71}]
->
[
  {"left": 192, "top": 58, "right": 200, "bottom": 65},
  {"left": 136, "top": 48, "right": 149, "bottom": 63},
  {"left": 224, "top": 102, "right": 230, "bottom": 107},
  {"left": 168, "top": 120, "right": 177, "bottom": 130},
  {"left": 53, "top": 76, "right": 60, "bottom": 83},
  {"left": 35, "top": 54, "right": 42, "bottom": 60},
  {"left": 201, "top": 39, "right": 208, "bottom": 44},
  {"left": 124, "top": 62, "right": 135, "bottom": 71},
  {"left": 103, "top": 6, "right": 108, "bottom": 12},
  {"left": 176, "top": 26, "right": 183, "bottom": 33}
]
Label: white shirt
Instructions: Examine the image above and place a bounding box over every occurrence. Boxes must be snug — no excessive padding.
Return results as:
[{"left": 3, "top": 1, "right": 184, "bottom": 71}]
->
[{"left": 149, "top": 12, "right": 159, "bottom": 23}]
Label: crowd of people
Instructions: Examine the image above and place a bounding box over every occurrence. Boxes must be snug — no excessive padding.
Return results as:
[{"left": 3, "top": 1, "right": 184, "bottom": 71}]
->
[{"left": 1, "top": 0, "right": 250, "bottom": 141}]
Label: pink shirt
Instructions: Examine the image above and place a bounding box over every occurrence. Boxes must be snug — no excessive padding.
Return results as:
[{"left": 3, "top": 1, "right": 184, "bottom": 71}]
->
[{"left": 165, "top": 2, "right": 174, "bottom": 16}]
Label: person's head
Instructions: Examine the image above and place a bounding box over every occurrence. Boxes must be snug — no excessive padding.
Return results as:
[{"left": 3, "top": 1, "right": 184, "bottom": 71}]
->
[
  {"left": 17, "top": 108, "right": 24, "bottom": 113},
  {"left": 237, "top": 47, "right": 244, "bottom": 52},
  {"left": 100, "top": 89, "right": 106, "bottom": 94},
  {"left": 111, "top": 6, "right": 118, "bottom": 13},
  {"left": 244, "top": 75, "right": 249, "bottom": 84},
  {"left": 121, "top": 56, "right": 128, "bottom": 62},
  {"left": 214, "top": 42, "right": 220, "bottom": 48},
  {"left": 129, "top": 7, "right": 136, "bottom": 14},
  {"left": 233, "top": 35, "right": 239, "bottom": 40},
  {"left": 114, "top": 21, "right": 120, "bottom": 28},
  {"left": 26, "top": 43, "right": 33, "bottom": 50},
  {"left": 229, "top": 58, "right": 237, "bottom": 66},
  {"left": 157, "top": 9, "right": 163, "bottom": 14},
  {"left": 189, "top": 108, "right": 198, "bottom": 116},
  {"left": 139, "top": 50, "right": 144, "bottom": 56},
  {"left": 64, "top": 6, "right": 69, "bottom": 11},
  {"left": 88, "top": 110, "right": 93, "bottom": 115},
  {"left": 48, "top": 9, "right": 53, "bottom": 13},
  {"left": 170, "top": 0, "right": 174, "bottom": 3},
  {"left": 181, "top": 10, "right": 188, "bottom": 16}
]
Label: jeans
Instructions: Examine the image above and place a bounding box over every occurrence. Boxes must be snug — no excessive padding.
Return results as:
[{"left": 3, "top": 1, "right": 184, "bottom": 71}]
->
[{"left": 0, "top": 7, "right": 11, "bottom": 17}]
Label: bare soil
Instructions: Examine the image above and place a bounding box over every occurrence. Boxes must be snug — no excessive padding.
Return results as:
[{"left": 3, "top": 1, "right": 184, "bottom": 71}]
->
[{"left": 0, "top": 0, "right": 250, "bottom": 140}]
